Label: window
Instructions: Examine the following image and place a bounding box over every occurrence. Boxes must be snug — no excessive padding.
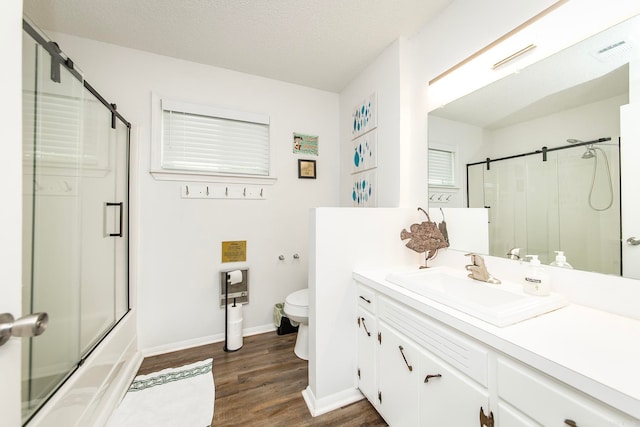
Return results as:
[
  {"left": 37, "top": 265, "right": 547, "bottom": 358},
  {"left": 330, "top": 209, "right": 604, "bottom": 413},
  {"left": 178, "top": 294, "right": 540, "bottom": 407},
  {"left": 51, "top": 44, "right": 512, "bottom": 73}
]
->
[
  {"left": 154, "top": 98, "right": 271, "bottom": 180},
  {"left": 428, "top": 147, "right": 457, "bottom": 187}
]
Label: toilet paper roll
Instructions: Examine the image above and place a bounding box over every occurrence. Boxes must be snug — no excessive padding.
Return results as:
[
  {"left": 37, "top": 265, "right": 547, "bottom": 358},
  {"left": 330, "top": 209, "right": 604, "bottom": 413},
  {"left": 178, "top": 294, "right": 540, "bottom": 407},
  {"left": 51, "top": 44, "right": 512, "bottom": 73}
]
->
[
  {"left": 226, "top": 318, "right": 243, "bottom": 351},
  {"left": 227, "top": 330, "right": 243, "bottom": 350},
  {"left": 227, "top": 303, "right": 243, "bottom": 322},
  {"left": 227, "top": 270, "right": 243, "bottom": 285}
]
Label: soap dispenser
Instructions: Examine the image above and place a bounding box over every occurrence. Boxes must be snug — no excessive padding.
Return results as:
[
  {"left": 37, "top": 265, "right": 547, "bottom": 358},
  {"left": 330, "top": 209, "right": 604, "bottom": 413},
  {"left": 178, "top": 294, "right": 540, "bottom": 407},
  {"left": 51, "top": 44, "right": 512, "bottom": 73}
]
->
[
  {"left": 550, "top": 251, "right": 573, "bottom": 269},
  {"left": 523, "top": 255, "right": 550, "bottom": 296}
]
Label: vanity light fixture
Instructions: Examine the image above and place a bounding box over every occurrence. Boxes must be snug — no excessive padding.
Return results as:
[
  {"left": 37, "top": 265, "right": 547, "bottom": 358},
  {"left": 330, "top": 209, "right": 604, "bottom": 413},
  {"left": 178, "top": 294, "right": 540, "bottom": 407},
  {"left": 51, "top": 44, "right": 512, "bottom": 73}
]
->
[{"left": 492, "top": 43, "right": 537, "bottom": 70}]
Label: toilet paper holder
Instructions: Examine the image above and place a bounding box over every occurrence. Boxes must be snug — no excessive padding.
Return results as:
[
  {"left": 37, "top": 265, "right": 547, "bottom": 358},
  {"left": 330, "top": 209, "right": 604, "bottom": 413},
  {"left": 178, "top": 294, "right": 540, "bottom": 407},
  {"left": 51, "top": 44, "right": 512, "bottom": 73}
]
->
[{"left": 220, "top": 269, "right": 249, "bottom": 308}]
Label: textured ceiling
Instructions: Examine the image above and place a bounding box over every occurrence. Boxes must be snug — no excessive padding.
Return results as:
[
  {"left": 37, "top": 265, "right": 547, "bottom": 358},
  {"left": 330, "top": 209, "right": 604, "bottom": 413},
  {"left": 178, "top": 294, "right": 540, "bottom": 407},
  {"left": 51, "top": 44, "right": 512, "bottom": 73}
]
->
[{"left": 23, "top": 0, "right": 453, "bottom": 92}]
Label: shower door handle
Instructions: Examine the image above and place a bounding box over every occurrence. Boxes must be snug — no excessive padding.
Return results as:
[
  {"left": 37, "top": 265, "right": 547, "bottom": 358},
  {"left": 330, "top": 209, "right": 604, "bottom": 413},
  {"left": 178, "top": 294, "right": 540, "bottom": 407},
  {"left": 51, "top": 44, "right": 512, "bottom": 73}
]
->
[
  {"left": 0, "top": 312, "right": 48, "bottom": 347},
  {"left": 106, "top": 202, "right": 123, "bottom": 237},
  {"left": 626, "top": 237, "right": 640, "bottom": 246}
]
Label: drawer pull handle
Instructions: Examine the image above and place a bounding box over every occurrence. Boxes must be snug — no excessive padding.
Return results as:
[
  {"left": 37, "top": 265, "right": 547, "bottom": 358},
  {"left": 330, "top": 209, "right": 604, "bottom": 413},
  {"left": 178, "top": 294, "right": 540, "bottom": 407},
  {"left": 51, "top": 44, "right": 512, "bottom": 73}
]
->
[
  {"left": 564, "top": 420, "right": 578, "bottom": 427},
  {"left": 398, "top": 345, "right": 413, "bottom": 372},
  {"left": 424, "top": 373, "right": 442, "bottom": 383},
  {"left": 479, "top": 407, "right": 494, "bottom": 427},
  {"left": 360, "top": 317, "right": 371, "bottom": 336},
  {"left": 359, "top": 296, "right": 371, "bottom": 304}
]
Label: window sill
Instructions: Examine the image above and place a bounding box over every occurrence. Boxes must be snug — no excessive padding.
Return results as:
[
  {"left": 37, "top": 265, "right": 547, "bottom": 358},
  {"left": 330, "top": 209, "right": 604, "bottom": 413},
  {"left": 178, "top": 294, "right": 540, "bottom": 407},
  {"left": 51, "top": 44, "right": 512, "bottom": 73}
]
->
[
  {"left": 150, "top": 170, "right": 278, "bottom": 185},
  {"left": 428, "top": 184, "right": 460, "bottom": 190}
]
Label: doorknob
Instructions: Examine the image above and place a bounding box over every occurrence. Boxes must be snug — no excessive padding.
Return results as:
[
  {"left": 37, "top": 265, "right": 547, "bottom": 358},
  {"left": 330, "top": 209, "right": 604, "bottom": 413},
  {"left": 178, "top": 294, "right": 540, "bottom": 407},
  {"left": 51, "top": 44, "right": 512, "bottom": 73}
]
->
[
  {"left": 626, "top": 237, "right": 640, "bottom": 246},
  {"left": 0, "top": 312, "right": 48, "bottom": 347}
]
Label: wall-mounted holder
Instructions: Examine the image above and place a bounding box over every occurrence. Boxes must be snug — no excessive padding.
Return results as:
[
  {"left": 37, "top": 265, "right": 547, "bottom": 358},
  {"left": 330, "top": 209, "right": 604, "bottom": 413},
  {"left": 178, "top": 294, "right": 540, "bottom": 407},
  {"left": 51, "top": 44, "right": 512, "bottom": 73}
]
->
[
  {"left": 220, "top": 269, "right": 249, "bottom": 307},
  {"left": 221, "top": 269, "right": 248, "bottom": 353}
]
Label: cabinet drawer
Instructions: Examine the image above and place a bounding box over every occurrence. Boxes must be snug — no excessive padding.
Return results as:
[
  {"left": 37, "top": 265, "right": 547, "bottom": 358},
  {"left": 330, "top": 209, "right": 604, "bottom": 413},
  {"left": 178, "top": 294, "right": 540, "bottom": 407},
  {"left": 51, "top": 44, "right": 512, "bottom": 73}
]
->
[
  {"left": 357, "top": 285, "right": 376, "bottom": 312},
  {"left": 497, "top": 357, "right": 635, "bottom": 426}
]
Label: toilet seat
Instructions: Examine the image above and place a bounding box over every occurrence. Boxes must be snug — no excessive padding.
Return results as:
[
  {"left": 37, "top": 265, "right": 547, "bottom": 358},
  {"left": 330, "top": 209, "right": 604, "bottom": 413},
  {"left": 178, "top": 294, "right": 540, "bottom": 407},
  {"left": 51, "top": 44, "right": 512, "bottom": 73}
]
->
[
  {"left": 284, "top": 289, "right": 308, "bottom": 317},
  {"left": 283, "top": 288, "right": 309, "bottom": 360}
]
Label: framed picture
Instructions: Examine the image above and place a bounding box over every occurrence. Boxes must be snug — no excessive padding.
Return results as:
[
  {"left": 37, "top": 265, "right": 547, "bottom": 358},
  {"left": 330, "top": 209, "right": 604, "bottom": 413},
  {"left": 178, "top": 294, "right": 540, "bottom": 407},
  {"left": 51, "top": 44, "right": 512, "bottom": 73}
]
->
[
  {"left": 293, "top": 132, "right": 319, "bottom": 155},
  {"left": 298, "top": 159, "right": 317, "bottom": 179}
]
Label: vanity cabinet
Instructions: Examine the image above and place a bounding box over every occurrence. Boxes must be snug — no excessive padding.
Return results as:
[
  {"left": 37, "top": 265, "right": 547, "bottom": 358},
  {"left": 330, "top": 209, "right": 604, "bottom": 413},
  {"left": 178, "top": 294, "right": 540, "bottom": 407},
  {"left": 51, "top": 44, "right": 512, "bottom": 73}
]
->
[
  {"left": 354, "top": 278, "right": 640, "bottom": 427},
  {"left": 356, "top": 285, "right": 491, "bottom": 426}
]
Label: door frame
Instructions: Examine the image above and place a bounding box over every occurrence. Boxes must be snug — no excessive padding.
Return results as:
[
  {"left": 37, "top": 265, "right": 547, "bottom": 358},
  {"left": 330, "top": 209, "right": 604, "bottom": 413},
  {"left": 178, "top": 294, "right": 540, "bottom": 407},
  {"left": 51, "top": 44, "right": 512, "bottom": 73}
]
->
[{"left": 0, "top": 1, "right": 25, "bottom": 426}]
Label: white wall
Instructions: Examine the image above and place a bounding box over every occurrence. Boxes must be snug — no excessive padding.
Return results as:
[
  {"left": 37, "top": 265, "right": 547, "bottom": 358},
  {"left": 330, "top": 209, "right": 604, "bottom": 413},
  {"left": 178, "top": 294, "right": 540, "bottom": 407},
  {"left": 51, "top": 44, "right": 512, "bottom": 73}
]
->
[
  {"left": 46, "top": 32, "right": 340, "bottom": 353},
  {"left": 305, "top": 208, "right": 419, "bottom": 415},
  {"left": 339, "top": 40, "right": 403, "bottom": 207}
]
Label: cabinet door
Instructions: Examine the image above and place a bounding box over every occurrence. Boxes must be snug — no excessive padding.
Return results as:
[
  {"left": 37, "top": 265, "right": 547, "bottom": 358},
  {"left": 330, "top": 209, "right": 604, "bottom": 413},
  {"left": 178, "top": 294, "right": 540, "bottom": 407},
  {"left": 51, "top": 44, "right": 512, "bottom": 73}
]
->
[
  {"left": 378, "top": 321, "right": 421, "bottom": 427},
  {"left": 356, "top": 307, "right": 377, "bottom": 403},
  {"left": 420, "top": 348, "right": 490, "bottom": 426}
]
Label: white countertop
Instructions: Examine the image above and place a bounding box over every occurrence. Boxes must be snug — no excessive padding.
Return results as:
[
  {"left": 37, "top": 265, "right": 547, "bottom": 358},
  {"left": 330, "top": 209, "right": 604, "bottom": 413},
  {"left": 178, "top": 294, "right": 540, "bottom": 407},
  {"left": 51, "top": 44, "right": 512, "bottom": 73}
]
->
[{"left": 353, "top": 269, "right": 640, "bottom": 420}]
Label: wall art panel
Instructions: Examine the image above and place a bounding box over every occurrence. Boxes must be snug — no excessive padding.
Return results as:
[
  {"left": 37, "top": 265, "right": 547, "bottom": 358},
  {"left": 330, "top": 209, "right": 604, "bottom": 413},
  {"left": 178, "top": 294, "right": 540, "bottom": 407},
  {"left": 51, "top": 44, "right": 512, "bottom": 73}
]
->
[
  {"left": 352, "top": 129, "right": 378, "bottom": 173},
  {"left": 351, "top": 170, "right": 377, "bottom": 207},
  {"left": 352, "top": 92, "right": 377, "bottom": 139}
]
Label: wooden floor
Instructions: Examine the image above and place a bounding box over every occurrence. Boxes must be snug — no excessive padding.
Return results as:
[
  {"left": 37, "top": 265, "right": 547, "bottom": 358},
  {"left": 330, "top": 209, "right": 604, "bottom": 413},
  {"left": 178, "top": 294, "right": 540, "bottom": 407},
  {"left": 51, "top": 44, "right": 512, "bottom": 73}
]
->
[{"left": 138, "top": 331, "right": 387, "bottom": 426}]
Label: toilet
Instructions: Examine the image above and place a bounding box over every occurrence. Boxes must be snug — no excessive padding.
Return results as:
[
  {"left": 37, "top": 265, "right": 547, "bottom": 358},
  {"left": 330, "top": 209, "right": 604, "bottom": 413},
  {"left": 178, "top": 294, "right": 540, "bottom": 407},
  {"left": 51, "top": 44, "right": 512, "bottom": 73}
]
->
[{"left": 283, "top": 288, "right": 309, "bottom": 360}]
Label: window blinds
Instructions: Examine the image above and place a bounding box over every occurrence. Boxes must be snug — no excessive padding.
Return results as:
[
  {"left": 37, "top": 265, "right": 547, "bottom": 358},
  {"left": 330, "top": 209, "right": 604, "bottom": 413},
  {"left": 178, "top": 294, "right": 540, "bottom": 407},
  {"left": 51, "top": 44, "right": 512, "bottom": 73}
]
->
[
  {"left": 22, "top": 91, "right": 104, "bottom": 168},
  {"left": 23, "top": 92, "right": 82, "bottom": 165},
  {"left": 428, "top": 148, "right": 456, "bottom": 186},
  {"left": 161, "top": 102, "right": 270, "bottom": 176}
]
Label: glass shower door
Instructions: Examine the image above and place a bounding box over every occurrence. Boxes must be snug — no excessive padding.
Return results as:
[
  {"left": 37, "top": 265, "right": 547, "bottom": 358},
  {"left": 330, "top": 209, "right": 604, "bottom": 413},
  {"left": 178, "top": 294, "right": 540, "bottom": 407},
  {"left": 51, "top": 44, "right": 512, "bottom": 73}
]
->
[{"left": 21, "top": 23, "right": 127, "bottom": 423}]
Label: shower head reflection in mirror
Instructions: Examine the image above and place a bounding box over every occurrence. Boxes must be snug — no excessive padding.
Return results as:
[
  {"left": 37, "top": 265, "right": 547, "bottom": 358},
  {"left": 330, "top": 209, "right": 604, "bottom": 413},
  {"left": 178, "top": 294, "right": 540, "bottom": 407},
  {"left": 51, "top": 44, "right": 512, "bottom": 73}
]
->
[{"left": 567, "top": 138, "right": 615, "bottom": 211}]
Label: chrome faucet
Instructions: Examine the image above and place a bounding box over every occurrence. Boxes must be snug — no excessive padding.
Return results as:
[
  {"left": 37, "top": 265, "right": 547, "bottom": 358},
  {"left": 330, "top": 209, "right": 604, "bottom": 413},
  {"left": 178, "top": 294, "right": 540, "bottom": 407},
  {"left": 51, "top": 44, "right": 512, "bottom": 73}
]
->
[
  {"left": 506, "top": 247, "right": 521, "bottom": 260},
  {"left": 465, "top": 253, "right": 501, "bottom": 284}
]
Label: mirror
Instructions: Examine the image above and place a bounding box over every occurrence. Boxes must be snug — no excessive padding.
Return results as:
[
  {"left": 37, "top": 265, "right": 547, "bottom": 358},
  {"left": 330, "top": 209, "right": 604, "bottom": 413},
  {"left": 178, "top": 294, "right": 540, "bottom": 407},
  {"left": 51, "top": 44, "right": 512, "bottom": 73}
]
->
[{"left": 428, "top": 13, "right": 640, "bottom": 278}]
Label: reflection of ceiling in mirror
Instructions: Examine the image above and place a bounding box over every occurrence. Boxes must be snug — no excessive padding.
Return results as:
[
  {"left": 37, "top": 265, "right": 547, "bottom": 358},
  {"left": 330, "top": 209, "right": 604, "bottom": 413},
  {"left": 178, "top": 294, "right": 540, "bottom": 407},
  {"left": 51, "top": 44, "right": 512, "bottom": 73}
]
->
[
  {"left": 430, "top": 14, "right": 639, "bottom": 130},
  {"left": 488, "top": 66, "right": 627, "bottom": 129}
]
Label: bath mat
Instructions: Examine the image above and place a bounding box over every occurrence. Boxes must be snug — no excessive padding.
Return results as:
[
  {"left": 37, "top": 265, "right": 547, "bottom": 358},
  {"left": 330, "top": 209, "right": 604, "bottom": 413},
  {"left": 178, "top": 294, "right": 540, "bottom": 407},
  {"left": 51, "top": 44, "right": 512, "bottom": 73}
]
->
[{"left": 106, "top": 358, "right": 214, "bottom": 427}]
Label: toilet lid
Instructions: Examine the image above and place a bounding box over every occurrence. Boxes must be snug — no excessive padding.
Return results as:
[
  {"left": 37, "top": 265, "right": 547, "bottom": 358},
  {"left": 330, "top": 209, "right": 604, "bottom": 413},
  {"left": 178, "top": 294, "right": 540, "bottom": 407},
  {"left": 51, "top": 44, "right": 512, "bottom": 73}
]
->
[{"left": 286, "top": 288, "right": 308, "bottom": 307}]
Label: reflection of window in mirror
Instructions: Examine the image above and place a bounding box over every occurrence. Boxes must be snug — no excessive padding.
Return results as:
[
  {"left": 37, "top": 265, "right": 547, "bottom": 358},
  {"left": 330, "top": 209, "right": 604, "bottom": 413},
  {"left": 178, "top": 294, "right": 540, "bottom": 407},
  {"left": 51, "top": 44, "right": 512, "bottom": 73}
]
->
[{"left": 428, "top": 146, "right": 457, "bottom": 187}]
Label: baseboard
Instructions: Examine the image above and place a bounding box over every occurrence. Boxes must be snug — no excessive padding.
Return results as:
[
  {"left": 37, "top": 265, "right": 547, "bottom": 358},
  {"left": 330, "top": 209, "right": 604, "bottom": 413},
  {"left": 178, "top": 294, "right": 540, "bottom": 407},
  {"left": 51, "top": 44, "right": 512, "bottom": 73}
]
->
[
  {"left": 301, "top": 385, "right": 364, "bottom": 417},
  {"left": 142, "top": 323, "right": 276, "bottom": 357}
]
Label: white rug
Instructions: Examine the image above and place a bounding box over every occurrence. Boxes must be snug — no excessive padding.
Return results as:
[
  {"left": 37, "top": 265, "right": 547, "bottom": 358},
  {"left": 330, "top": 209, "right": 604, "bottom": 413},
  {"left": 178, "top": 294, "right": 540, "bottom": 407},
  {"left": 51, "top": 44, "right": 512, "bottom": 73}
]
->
[{"left": 107, "top": 358, "right": 214, "bottom": 427}]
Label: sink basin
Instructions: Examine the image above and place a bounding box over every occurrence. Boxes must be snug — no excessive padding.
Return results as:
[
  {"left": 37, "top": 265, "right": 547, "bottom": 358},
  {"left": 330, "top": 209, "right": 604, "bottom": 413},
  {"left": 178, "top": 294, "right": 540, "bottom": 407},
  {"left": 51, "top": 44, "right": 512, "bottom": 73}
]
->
[{"left": 385, "top": 266, "right": 568, "bottom": 327}]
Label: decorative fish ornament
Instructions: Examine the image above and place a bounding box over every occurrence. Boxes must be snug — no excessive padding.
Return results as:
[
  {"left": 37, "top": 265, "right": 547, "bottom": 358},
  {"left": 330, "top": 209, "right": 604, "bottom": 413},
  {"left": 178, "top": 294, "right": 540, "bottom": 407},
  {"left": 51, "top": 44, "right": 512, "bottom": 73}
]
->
[{"left": 400, "top": 207, "right": 448, "bottom": 260}]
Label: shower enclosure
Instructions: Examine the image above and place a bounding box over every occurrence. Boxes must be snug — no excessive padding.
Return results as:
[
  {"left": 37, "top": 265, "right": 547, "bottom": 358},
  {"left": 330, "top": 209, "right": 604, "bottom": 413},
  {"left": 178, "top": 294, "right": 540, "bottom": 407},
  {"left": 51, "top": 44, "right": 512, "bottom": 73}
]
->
[
  {"left": 22, "top": 20, "right": 130, "bottom": 424},
  {"left": 467, "top": 138, "right": 621, "bottom": 275}
]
